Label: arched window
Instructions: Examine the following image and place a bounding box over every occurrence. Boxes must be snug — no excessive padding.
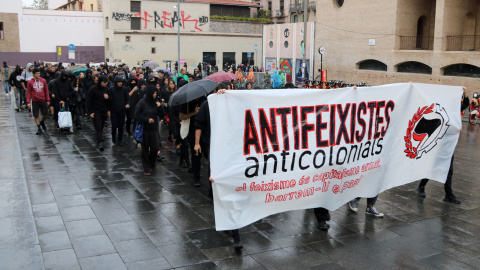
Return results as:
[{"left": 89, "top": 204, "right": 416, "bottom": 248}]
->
[
  {"left": 397, "top": 61, "right": 432, "bottom": 74},
  {"left": 444, "top": 64, "right": 480, "bottom": 78},
  {"left": 358, "top": 60, "right": 387, "bottom": 71}
]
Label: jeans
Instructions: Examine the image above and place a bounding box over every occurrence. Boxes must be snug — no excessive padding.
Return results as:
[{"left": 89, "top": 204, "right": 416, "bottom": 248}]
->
[
  {"left": 3, "top": 81, "right": 10, "bottom": 94},
  {"left": 354, "top": 196, "right": 378, "bottom": 206},
  {"left": 111, "top": 112, "right": 126, "bottom": 142},
  {"left": 14, "top": 88, "right": 21, "bottom": 108},
  {"left": 20, "top": 88, "right": 26, "bottom": 106}
]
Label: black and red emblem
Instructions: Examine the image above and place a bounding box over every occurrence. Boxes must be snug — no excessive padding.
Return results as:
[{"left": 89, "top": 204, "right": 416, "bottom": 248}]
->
[{"left": 404, "top": 103, "right": 450, "bottom": 159}]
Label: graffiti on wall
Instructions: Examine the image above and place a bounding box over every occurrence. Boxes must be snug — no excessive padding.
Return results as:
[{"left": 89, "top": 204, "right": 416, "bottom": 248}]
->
[{"left": 112, "top": 10, "right": 207, "bottom": 32}]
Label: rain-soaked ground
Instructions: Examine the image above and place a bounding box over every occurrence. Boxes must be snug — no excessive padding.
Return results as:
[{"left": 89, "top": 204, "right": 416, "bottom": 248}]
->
[{"left": 1, "top": 91, "right": 479, "bottom": 270}]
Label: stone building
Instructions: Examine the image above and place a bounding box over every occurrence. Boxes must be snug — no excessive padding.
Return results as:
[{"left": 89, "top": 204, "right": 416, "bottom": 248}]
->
[
  {"left": 254, "top": 0, "right": 316, "bottom": 24},
  {"left": 103, "top": 0, "right": 264, "bottom": 70},
  {"left": 315, "top": 0, "right": 480, "bottom": 93}
]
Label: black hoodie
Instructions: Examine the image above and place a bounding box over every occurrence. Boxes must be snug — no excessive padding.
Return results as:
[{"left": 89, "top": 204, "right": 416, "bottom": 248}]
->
[
  {"left": 86, "top": 77, "right": 111, "bottom": 115},
  {"left": 82, "top": 69, "right": 94, "bottom": 93},
  {"left": 53, "top": 71, "right": 74, "bottom": 102},
  {"left": 8, "top": 65, "right": 24, "bottom": 89},
  {"left": 134, "top": 85, "right": 164, "bottom": 131},
  {"left": 110, "top": 76, "right": 129, "bottom": 114}
]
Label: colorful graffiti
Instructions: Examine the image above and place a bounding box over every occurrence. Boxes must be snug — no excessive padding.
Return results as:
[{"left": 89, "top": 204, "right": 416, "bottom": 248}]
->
[
  {"left": 279, "top": 59, "right": 292, "bottom": 73},
  {"left": 112, "top": 10, "right": 206, "bottom": 32}
]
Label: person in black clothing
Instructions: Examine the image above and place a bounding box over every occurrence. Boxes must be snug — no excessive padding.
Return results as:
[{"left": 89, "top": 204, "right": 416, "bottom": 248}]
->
[
  {"left": 194, "top": 84, "right": 243, "bottom": 250},
  {"left": 86, "top": 75, "right": 111, "bottom": 151},
  {"left": 70, "top": 76, "right": 86, "bottom": 130},
  {"left": 110, "top": 76, "right": 130, "bottom": 146},
  {"left": 47, "top": 71, "right": 61, "bottom": 119},
  {"left": 53, "top": 71, "right": 74, "bottom": 126},
  {"left": 134, "top": 85, "right": 164, "bottom": 175},
  {"left": 162, "top": 78, "right": 177, "bottom": 142},
  {"left": 417, "top": 86, "right": 469, "bottom": 204},
  {"left": 130, "top": 79, "right": 147, "bottom": 136},
  {"left": 8, "top": 65, "right": 24, "bottom": 112},
  {"left": 125, "top": 76, "right": 138, "bottom": 135}
]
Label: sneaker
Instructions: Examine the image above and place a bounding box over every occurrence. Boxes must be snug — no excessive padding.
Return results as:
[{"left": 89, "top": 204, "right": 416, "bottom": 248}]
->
[
  {"left": 348, "top": 199, "right": 358, "bottom": 212},
  {"left": 35, "top": 129, "right": 42, "bottom": 135},
  {"left": 365, "top": 206, "right": 384, "bottom": 217},
  {"left": 40, "top": 121, "right": 47, "bottom": 131},
  {"left": 417, "top": 186, "right": 426, "bottom": 197},
  {"left": 443, "top": 196, "right": 461, "bottom": 204},
  {"left": 233, "top": 240, "right": 243, "bottom": 250},
  {"left": 318, "top": 220, "right": 330, "bottom": 231},
  {"left": 144, "top": 171, "right": 152, "bottom": 176}
]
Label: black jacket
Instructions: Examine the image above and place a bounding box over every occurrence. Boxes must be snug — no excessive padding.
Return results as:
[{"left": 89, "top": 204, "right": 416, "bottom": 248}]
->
[
  {"left": 54, "top": 71, "right": 74, "bottom": 102},
  {"left": 8, "top": 65, "right": 24, "bottom": 89},
  {"left": 131, "top": 83, "right": 146, "bottom": 119},
  {"left": 134, "top": 85, "right": 164, "bottom": 131},
  {"left": 86, "top": 83, "right": 110, "bottom": 114},
  {"left": 195, "top": 100, "right": 211, "bottom": 152},
  {"left": 82, "top": 71, "right": 95, "bottom": 94},
  {"left": 110, "top": 76, "right": 129, "bottom": 114}
]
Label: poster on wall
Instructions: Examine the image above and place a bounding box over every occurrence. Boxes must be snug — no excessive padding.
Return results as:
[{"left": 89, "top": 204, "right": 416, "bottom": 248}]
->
[
  {"left": 295, "top": 59, "right": 310, "bottom": 83},
  {"left": 208, "top": 83, "right": 462, "bottom": 230},
  {"left": 265, "top": 58, "right": 277, "bottom": 72}
]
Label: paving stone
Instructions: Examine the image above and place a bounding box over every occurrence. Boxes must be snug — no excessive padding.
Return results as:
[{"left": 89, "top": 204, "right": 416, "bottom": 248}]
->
[
  {"left": 78, "top": 253, "right": 127, "bottom": 270},
  {"left": 65, "top": 218, "right": 105, "bottom": 238},
  {"left": 43, "top": 249, "right": 81, "bottom": 270},
  {"left": 71, "top": 234, "right": 116, "bottom": 258}
]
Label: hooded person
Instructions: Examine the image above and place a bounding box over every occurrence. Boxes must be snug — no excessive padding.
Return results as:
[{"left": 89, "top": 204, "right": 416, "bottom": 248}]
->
[
  {"left": 43, "top": 69, "right": 54, "bottom": 84},
  {"left": 271, "top": 71, "right": 283, "bottom": 89},
  {"left": 20, "top": 63, "right": 34, "bottom": 107},
  {"left": 1, "top": 62, "right": 11, "bottom": 96},
  {"left": 134, "top": 85, "right": 164, "bottom": 175},
  {"left": 109, "top": 76, "right": 130, "bottom": 146},
  {"left": 48, "top": 71, "right": 61, "bottom": 119},
  {"left": 86, "top": 75, "right": 111, "bottom": 151},
  {"left": 52, "top": 70, "right": 74, "bottom": 128},
  {"left": 8, "top": 65, "right": 25, "bottom": 111},
  {"left": 130, "top": 78, "right": 147, "bottom": 136}
]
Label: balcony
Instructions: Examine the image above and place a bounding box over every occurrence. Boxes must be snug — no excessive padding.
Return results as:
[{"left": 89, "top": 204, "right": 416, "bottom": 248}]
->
[
  {"left": 309, "top": 1, "right": 316, "bottom": 10},
  {"left": 399, "top": 36, "right": 433, "bottom": 50},
  {"left": 274, "top": 10, "right": 285, "bottom": 18},
  {"left": 289, "top": 3, "right": 304, "bottom": 12},
  {"left": 447, "top": 35, "right": 480, "bottom": 51}
]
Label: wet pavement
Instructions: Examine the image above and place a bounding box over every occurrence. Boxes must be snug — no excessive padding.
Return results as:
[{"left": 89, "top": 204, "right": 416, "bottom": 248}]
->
[{"left": 1, "top": 90, "right": 480, "bottom": 270}]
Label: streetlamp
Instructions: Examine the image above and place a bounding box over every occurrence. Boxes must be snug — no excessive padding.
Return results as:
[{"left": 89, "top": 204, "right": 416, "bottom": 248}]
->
[{"left": 174, "top": 0, "right": 181, "bottom": 74}]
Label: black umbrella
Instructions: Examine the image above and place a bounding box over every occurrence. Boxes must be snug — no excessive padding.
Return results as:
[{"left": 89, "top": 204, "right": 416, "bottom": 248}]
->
[{"left": 168, "top": 79, "right": 217, "bottom": 107}]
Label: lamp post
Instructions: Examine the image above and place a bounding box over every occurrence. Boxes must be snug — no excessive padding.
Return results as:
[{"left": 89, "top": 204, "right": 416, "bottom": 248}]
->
[
  {"left": 302, "top": 0, "right": 307, "bottom": 84},
  {"left": 174, "top": 0, "right": 180, "bottom": 74}
]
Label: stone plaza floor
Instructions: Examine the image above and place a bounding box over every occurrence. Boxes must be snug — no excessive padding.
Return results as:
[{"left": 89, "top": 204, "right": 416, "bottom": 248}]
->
[{"left": 0, "top": 91, "right": 479, "bottom": 270}]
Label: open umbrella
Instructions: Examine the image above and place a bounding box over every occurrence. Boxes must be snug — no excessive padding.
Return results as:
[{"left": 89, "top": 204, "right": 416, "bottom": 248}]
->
[
  {"left": 156, "top": 69, "right": 173, "bottom": 76},
  {"left": 206, "top": 72, "right": 238, "bottom": 82},
  {"left": 73, "top": 68, "right": 89, "bottom": 76},
  {"left": 143, "top": 62, "right": 159, "bottom": 69},
  {"left": 65, "top": 65, "right": 87, "bottom": 72},
  {"left": 168, "top": 79, "right": 217, "bottom": 107}
]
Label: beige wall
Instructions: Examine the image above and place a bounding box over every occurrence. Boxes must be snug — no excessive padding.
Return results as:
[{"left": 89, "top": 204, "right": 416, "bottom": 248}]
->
[
  {"left": 0, "top": 13, "right": 20, "bottom": 52},
  {"left": 315, "top": 0, "right": 480, "bottom": 96},
  {"left": 103, "top": 0, "right": 263, "bottom": 68}
]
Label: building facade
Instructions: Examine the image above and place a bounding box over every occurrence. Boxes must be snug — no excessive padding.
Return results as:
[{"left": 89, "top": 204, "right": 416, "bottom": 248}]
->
[
  {"left": 254, "top": 0, "right": 316, "bottom": 23},
  {"left": 0, "top": 0, "right": 104, "bottom": 65},
  {"left": 55, "top": 0, "right": 102, "bottom": 11},
  {"left": 262, "top": 22, "right": 315, "bottom": 82},
  {"left": 103, "top": 0, "right": 264, "bottom": 69},
  {"left": 315, "top": 0, "right": 480, "bottom": 94}
]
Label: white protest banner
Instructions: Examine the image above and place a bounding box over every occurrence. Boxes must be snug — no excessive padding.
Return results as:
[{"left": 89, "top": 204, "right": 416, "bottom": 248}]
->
[{"left": 209, "top": 83, "right": 462, "bottom": 231}]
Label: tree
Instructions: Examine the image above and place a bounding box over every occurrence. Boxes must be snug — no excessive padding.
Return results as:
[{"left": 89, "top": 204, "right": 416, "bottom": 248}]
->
[{"left": 32, "top": 0, "right": 48, "bottom": 9}]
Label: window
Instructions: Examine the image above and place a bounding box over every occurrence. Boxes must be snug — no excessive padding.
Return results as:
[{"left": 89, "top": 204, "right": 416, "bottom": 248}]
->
[
  {"left": 106, "top": 38, "right": 109, "bottom": 50},
  {"left": 130, "top": 1, "right": 141, "bottom": 12},
  {"left": 268, "top": 1, "right": 272, "bottom": 12},
  {"left": 151, "top": 36, "right": 155, "bottom": 42},
  {"left": 358, "top": 60, "right": 387, "bottom": 71},
  {"left": 125, "top": 36, "right": 131, "bottom": 42},
  {"left": 203, "top": 52, "right": 216, "bottom": 66},
  {"left": 242, "top": 52, "right": 254, "bottom": 66},
  {"left": 151, "top": 48, "right": 156, "bottom": 54},
  {"left": 0, "top": 22, "right": 3, "bottom": 40},
  {"left": 131, "top": 17, "right": 141, "bottom": 30},
  {"left": 397, "top": 61, "right": 432, "bottom": 74},
  {"left": 223, "top": 52, "right": 236, "bottom": 68},
  {"left": 444, "top": 64, "right": 480, "bottom": 78},
  {"left": 291, "top": 15, "right": 298, "bottom": 23},
  {"left": 284, "top": 41, "right": 289, "bottom": 48},
  {"left": 91, "top": 4, "right": 94, "bottom": 11},
  {"left": 269, "top": 41, "right": 273, "bottom": 48},
  {"left": 336, "top": 0, "right": 344, "bottom": 7},
  {"left": 105, "top": 17, "right": 108, "bottom": 29}
]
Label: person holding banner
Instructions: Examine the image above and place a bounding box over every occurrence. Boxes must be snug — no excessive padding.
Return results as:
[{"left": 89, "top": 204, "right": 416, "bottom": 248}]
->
[
  {"left": 416, "top": 86, "right": 468, "bottom": 204},
  {"left": 194, "top": 84, "right": 243, "bottom": 249}
]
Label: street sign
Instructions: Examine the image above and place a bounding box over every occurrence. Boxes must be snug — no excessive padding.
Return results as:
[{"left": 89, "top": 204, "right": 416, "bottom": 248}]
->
[
  {"left": 319, "top": 46, "right": 325, "bottom": 55},
  {"left": 69, "top": 44, "right": 75, "bottom": 50},
  {"left": 247, "top": 52, "right": 252, "bottom": 57},
  {"left": 58, "top": 47, "right": 62, "bottom": 56},
  {"left": 68, "top": 50, "right": 75, "bottom": 60}
]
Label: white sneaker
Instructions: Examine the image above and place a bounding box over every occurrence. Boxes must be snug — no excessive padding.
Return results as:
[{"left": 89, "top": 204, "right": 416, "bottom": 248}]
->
[
  {"left": 366, "top": 206, "right": 384, "bottom": 217},
  {"left": 348, "top": 199, "right": 358, "bottom": 212}
]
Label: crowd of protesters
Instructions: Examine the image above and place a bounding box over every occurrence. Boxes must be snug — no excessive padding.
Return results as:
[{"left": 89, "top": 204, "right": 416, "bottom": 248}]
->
[{"left": 1, "top": 60, "right": 464, "bottom": 250}]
